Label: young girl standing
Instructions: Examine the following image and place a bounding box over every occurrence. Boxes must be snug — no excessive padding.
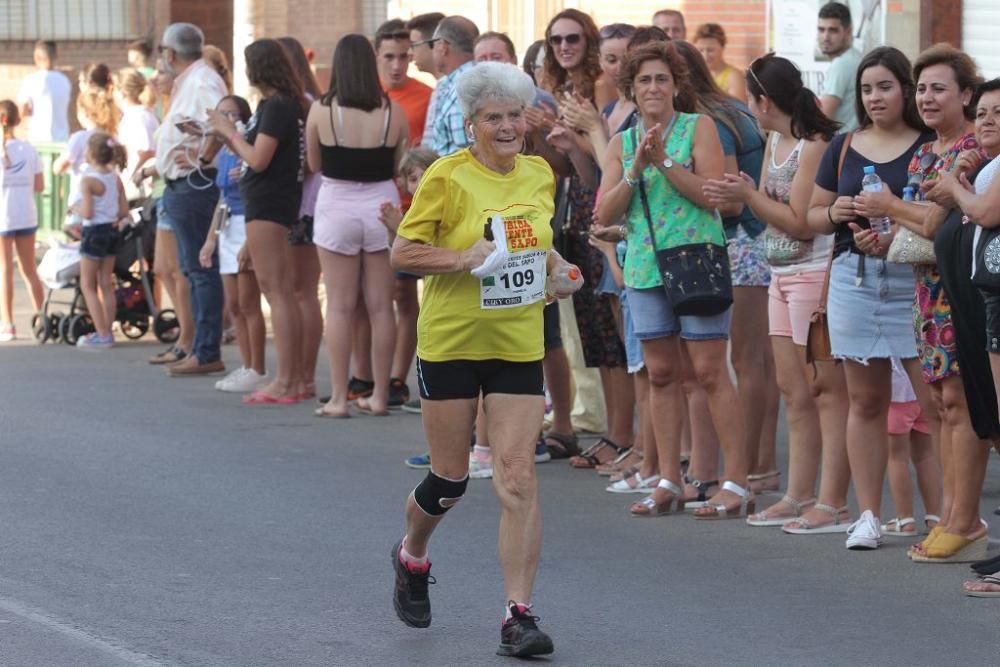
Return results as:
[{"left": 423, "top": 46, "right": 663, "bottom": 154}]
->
[
  {"left": 71, "top": 132, "right": 128, "bottom": 350},
  {"left": 0, "top": 100, "right": 45, "bottom": 341},
  {"left": 199, "top": 95, "right": 268, "bottom": 393}
]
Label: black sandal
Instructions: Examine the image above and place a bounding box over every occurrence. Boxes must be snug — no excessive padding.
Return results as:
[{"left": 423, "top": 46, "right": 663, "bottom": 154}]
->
[
  {"left": 542, "top": 432, "right": 580, "bottom": 459},
  {"left": 569, "top": 437, "right": 626, "bottom": 469},
  {"left": 679, "top": 476, "right": 719, "bottom": 511}
]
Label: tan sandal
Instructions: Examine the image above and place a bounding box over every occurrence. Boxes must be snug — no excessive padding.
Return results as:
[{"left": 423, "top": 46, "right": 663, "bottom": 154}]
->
[
  {"left": 595, "top": 446, "right": 640, "bottom": 476},
  {"left": 781, "top": 503, "right": 850, "bottom": 534},
  {"left": 748, "top": 470, "right": 781, "bottom": 494},
  {"left": 746, "top": 495, "right": 815, "bottom": 527}
]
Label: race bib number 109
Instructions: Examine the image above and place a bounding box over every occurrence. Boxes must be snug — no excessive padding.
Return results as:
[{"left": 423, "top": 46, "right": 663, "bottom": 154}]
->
[{"left": 480, "top": 250, "right": 547, "bottom": 309}]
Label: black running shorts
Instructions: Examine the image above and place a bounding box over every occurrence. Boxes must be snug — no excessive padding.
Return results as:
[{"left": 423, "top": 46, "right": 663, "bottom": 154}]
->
[{"left": 415, "top": 358, "right": 544, "bottom": 401}]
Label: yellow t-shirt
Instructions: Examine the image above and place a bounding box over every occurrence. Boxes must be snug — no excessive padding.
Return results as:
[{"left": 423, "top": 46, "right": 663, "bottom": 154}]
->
[{"left": 398, "top": 148, "right": 555, "bottom": 363}]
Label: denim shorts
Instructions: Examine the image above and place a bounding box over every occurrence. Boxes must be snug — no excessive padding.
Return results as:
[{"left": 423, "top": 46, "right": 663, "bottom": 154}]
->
[
  {"left": 155, "top": 198, "right": 173, "bottom": 232},
  {"left": 827, "top": 251, "right": 918, "bottom": 362},
  {"left": 625, "top": 285, "right": 732, "bottom": 341},
  {"left": 620, "top": 290, "right": 644, "bottom": 372},
  {"left": 80, "top": 223, "right": 121, "bottom": 260},
  {"left": 597, "top": 253, "right": 623, "bottom": 296},
  {"left": 0, "top": 226, "right": 37, "bottom": 238}
]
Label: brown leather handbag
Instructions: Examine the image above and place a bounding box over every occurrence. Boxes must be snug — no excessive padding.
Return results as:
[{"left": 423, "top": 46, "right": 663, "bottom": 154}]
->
[{"left": 806, "top": 132, "right": 853, "bottom": 370}]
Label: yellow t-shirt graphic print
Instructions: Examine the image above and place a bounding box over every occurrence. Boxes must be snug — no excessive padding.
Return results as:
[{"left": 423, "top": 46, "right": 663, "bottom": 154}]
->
[{"left": 397, "top": 148, "right": 555, "bottom": 363}]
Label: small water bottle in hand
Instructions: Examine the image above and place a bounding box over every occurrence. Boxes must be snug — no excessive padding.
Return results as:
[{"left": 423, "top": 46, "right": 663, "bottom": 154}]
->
[
  {"left": 861, "top": 165, "right": 893, "bottom": 235},
  {"left": 546, "top": 264, "right": 583, "bottom": 300}
]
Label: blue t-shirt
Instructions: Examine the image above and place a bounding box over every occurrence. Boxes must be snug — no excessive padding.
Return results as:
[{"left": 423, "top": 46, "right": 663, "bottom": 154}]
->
[
  {"left": 215, "top": 149, "right": 244, "bottom": 216},
  {"left": 815, "top": 130, "right": 933, "bottom": 257},
  {"left": 714, "top": 101, "right": 765, "bottom": 239}
]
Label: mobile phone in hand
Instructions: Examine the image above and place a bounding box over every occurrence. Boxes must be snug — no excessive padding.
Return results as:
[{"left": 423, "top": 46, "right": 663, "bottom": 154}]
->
[{"left": 175, "top": 118, "right": 206, "bottom": 135}]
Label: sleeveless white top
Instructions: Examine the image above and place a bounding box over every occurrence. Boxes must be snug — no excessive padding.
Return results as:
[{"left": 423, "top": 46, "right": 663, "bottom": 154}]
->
[{"left": 78, "top": 168, "right": 120, "bottom": 226}]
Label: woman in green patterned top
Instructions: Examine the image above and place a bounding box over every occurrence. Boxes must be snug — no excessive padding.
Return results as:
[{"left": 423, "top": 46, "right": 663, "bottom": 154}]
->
[{"left": 597, "top": 41, "right": 752, "bottom": 520}]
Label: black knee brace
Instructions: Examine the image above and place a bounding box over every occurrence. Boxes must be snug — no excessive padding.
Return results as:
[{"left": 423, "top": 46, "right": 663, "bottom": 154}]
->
[{"left": 412, "top": 470, "right": 469, "bottom": 516}]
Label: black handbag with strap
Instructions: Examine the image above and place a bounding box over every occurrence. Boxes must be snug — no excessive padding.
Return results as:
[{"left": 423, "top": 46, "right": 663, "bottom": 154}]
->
[
  {"left": 972, "top": 216, "right": 1000, "bottom": 292},
  {"left": 636, "top": 177, "right": 733, "bottom": 317}
]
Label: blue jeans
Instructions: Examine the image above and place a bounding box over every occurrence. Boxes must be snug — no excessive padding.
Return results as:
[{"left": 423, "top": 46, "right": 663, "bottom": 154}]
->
[{"left": 163, "top": 175, "right": 223, "bottom": 363}]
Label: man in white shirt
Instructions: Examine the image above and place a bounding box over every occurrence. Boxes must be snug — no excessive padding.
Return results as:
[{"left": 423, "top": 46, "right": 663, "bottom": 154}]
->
[
  {"left": 817, "top": 2, "right": 862, "bottom": 132},
  {"left": 155, "top": 23, "right": 229, "bottom": 376},
  {"left": 17, "top": 41, "right": 72, "bottom": 143}
]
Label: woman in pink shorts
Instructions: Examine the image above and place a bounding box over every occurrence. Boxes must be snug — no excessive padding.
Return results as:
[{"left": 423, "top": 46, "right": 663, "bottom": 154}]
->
[
  {"left": 306, "top": 34, "right": 409, "bottom": 417},
  {"left": 705, "top": 54, "right": 851, "bottom": 534}
]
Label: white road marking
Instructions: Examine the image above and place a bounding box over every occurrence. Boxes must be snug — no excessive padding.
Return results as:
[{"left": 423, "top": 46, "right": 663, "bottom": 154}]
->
[{"left": 0, "top": 594, "right": 166, "bottom": 666}]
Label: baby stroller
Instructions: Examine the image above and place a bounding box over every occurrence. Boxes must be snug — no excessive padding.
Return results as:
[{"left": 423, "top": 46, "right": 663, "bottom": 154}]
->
[{"left": 33, "top": 201, "right": 181, "bottom": 345}]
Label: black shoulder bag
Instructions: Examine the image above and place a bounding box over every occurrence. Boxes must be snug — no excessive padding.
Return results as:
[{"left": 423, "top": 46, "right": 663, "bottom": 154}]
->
[
  {"left": 972, "top": 214, "right": 1000, "bottom": 293},
  {"left": 633, "top": 126, "right": 733, "bottom": 316}
]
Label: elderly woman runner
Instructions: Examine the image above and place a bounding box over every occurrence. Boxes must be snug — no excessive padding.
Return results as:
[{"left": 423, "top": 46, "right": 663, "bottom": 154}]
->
[{"left": 388, "top": 62, "right": 581, "bottom": 658}]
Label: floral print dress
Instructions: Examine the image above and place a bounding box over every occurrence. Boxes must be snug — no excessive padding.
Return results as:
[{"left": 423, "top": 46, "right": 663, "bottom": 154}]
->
[{"left": 908, "top": 132, "right": 981, "bottom": 383}]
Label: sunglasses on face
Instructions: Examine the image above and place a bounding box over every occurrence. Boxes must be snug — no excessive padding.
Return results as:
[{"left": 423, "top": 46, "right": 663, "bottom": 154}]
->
[
  {"left": 410, "top": 37, "right": 439, "bottom": 49},
  {"left": 549, "top": 33, "right": 582, "bottom": 47}
]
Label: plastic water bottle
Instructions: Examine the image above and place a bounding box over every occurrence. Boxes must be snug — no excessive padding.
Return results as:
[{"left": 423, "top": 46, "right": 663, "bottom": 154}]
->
[
  {"left": 546, "top": 265, "right": 582, "bottom": 299},
  {"left": 861, "top": 165, "right": 892, "bottom": 235},
  {"left": 902, "top": 186, "right": 915, "bottom": 203}
]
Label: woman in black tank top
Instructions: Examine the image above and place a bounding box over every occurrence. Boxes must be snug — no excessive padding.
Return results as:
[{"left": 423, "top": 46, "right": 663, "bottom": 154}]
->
[{"left": 306, "top": 34, "right": 409, "bottom": 417}]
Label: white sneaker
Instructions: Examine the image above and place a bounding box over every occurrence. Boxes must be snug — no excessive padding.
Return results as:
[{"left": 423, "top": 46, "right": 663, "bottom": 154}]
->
[
  {"left": 0, "top": 323, "right": 15, "bottom": 342},
  {"left": 215, "top": 367, "right": 248, "bottom": 390},
  {"left": 217, "top": 368, "right": 268, "bottom": 393},
  {"left": 469, "top": 445, "right": 493, "bottom": 479},
  {"left": 846, "top": 509, "right": 882, "bottom": 550}
]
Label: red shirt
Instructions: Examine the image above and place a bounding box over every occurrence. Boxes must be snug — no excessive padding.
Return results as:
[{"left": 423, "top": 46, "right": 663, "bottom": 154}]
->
[{"left": 385, "top": 77, "right": 432, "bottom": 146}]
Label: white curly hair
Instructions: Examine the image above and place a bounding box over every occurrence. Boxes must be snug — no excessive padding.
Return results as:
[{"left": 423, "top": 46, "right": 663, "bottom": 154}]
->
[{"left": 456, "top": 61, "right": 536, "bottom": 120}]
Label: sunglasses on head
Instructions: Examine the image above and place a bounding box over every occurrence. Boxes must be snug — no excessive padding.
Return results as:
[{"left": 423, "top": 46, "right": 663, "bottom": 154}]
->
[
  {"left": 747, "top": 53, "right": 776, "bottom": 98},
  {"left": 549, "top": 33, "right": 583, "bottom": 47},
  {"left": 600, "top": 23, "right": 636, "bottom": 41}
]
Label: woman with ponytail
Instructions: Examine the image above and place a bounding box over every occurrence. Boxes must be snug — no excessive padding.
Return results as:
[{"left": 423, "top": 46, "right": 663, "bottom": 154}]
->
[{"left": 705, "top": 54, "right": 852, "bottom": 534}]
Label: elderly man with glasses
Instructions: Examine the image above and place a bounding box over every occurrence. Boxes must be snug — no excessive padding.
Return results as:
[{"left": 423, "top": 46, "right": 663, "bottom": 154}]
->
[
  {"left": 154, "top": 23, "right": 229, "bottom": 376},
  {"left": 420, "top": 15, "right": 479, "bottom": 157}
]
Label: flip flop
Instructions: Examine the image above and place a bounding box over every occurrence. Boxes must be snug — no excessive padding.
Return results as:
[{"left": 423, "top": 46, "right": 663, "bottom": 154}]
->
[
  {"left": 315, "top": 404, "right": 350, "bottom": 418},
  {"left": 356, "top": 397, "right": 390, "bottom": 416},
  {"left": 964, "top": 574, "right": 1000, "bottom": 598},
  {"left": 242, "top": 390, "right": 301, "bottom": 405}
]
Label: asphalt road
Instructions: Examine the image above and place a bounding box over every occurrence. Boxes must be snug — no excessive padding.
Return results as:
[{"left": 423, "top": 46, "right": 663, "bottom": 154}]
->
[{"left": 1, "top": 318, "right": 999, "bottom": 665}]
